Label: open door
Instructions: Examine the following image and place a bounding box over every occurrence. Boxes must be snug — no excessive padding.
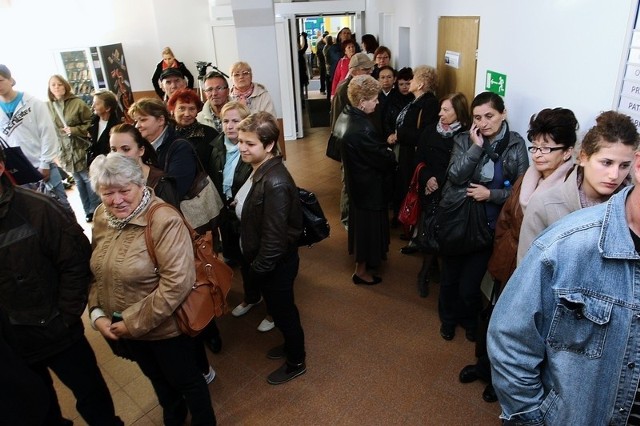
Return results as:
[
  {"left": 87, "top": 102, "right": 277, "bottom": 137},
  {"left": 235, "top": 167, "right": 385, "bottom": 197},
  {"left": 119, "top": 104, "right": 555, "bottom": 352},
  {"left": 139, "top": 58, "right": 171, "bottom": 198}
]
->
[{"left": 437, "top": 17, "right": 480, "bottom": 103}]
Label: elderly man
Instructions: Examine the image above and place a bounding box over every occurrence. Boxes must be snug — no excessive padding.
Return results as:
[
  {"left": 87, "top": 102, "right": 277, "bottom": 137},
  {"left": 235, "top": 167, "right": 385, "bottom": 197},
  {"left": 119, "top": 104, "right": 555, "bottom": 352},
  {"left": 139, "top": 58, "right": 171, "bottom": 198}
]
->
[
  {"left": 488, "top": 149, "right": 640, "bottom": 425},
  {"left": 196, "top": 71, "right": 230, "bottom": 133},
  {"left": 328, "top": 53, "right": 375, "bottom": 228},
  {"left": 0, "top": 146, "right": 123, "bottom": 425},
  {"left": 159, "top": 68, "right": 187, "bottom": 102}
]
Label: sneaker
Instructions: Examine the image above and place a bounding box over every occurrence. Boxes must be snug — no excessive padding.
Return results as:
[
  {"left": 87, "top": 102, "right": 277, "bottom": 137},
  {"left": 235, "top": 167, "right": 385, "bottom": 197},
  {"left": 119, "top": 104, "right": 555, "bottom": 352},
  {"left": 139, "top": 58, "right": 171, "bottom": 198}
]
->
[
  {"left": 231, "top": 297, "right": 262, "bottom": 317},
  {"left": 257, "top": 318, "right": 275, "bottom": 332},
  {"left": 203, "top": 365, "right": 216, "bottom": 384},
  {"left": 267, "top": 361, "right": 306, "bottom": 385}
]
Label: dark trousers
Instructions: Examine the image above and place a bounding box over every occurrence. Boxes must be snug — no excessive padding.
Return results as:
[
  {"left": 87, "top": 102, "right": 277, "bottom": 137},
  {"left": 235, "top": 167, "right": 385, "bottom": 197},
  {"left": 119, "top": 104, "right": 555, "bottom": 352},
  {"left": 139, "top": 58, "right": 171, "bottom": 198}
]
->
[
  {"left": 439, "top": 247, "right": 493, "bottom": 331},
  {"left": 319, "top": 63, "right": 327, "bottom": 92},
  {"left": 220, "top": 210, "right": 260, "bottom": 304},
  {"left": 259, "top": 249, "right": 306, "bottom": 365},
  {"left": 127, "top": 334, "right": 216, "bottom": 426},
  {"left": 30, "top": 336, "right": 122, "bottom": 426}
]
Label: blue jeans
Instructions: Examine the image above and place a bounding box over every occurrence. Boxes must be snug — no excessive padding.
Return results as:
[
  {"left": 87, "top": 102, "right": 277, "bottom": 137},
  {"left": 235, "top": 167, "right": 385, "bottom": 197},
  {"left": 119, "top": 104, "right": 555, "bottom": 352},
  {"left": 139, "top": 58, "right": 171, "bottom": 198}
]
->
[{"left": 72, "top": 169, "right": 100, "bottom": 216}]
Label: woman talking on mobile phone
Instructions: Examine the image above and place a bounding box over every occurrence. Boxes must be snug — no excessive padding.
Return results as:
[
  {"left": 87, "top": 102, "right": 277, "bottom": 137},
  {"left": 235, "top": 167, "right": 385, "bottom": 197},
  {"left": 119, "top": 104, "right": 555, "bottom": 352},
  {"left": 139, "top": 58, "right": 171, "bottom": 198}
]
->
[{"left": 437, "top": 92, "right": 528, "bottom": 343}]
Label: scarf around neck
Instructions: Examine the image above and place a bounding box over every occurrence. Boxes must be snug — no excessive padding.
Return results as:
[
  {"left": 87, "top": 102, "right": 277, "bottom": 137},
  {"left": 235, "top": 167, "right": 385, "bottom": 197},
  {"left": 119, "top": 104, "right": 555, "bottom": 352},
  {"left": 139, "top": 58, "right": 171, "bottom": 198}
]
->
[
  {"left": 436, "top": 120, "right": 462, "bottom": 138},
  {"left": 519, "top": 159, "right": 574, "bottom": 211}
]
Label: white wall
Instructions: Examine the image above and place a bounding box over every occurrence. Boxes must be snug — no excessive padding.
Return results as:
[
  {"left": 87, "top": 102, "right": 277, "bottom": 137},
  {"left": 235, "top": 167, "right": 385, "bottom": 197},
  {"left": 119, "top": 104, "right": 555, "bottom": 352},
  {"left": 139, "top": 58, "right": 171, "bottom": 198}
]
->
[
  {"left": 3, "top": 0, "right": 213, "bottom": 100},
  {"left": 365, "top": 0, "right": 637, "bottom": 139}
]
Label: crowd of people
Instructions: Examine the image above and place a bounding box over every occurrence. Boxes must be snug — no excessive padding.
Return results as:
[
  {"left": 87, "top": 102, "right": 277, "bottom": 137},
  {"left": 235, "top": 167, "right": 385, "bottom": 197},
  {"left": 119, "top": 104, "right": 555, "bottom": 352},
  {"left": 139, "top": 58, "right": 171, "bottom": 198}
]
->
[{"left": 2, "top": 27, "right": 640, "bottom": 424}]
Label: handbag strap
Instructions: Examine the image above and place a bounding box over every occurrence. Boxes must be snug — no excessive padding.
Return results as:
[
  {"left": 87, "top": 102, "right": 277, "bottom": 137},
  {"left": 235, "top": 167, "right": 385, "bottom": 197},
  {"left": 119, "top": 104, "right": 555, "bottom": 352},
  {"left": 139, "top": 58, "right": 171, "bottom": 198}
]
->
[
  {"left": 409, "top": 162, "right": 426, "bottom": 192},
  {"left": 144, "top": 202, "right": 198, "bottom": 270}
]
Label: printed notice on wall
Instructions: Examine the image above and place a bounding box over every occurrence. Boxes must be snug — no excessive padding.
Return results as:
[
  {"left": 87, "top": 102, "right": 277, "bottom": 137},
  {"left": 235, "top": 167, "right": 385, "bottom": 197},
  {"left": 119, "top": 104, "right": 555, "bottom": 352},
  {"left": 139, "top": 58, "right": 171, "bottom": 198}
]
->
[
  {"left": 444, "top": 51, "right": 460, "bottom": 69},
  {"left": 616, "top": 8, "right": 640, "bottom": 130}
]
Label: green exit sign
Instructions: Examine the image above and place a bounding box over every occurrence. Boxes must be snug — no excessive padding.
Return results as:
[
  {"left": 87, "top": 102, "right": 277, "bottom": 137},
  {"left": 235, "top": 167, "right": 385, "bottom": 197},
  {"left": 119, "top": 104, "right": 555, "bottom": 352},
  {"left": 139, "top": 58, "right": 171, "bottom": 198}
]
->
[{"left": 486, "top": 70, "right": 507, "bottom": 96}]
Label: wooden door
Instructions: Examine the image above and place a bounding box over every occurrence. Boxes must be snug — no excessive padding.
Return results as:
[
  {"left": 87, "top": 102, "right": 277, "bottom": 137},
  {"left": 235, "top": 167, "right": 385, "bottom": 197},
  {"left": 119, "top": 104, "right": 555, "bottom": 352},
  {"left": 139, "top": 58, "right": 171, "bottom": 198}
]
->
[{"left": 437, "top": 17, "right": 480, "bottom": 104}]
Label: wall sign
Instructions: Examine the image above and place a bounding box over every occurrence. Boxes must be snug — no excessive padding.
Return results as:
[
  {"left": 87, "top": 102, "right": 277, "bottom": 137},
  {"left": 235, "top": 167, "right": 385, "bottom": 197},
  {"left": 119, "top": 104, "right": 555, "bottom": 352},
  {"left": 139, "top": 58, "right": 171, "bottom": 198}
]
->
[
  {"left": 485, "top": 70, "right": 507, "bottom": 96},
  {"left": 444, "top": 50, "right": 460, "bottom": 69}
]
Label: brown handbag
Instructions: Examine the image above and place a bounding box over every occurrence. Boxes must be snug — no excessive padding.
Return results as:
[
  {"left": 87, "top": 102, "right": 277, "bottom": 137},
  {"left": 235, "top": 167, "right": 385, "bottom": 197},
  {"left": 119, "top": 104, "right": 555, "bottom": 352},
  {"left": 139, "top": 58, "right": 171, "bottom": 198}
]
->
[{"left": 145, "top": 203, "right": 233, "bottom": 336}]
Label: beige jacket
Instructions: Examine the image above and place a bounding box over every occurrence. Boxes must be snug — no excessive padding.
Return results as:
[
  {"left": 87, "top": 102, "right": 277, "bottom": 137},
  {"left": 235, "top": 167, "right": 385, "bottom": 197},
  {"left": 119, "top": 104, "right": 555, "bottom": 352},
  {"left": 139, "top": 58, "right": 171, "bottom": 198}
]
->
[
  {"left": 517, "top": 166, "right": 581, "bottom": 263},
  {"left": 89, "top": 196, "right": 195, "bottom": 340}
]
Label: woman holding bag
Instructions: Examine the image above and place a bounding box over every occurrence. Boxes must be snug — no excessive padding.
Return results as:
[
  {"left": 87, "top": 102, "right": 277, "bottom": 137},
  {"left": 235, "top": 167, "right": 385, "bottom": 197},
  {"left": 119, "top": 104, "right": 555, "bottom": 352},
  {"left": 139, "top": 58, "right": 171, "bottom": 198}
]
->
[{"left": 437, "top": 91, "right": 528, "bottom": 342}]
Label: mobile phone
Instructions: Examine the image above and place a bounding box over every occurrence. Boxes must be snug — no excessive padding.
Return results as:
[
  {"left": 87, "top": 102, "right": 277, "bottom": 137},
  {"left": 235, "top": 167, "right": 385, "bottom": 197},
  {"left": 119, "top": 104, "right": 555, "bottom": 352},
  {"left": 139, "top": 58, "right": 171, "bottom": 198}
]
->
[{"left": 112, "top": 311, "right": 123, "bottom": 323}]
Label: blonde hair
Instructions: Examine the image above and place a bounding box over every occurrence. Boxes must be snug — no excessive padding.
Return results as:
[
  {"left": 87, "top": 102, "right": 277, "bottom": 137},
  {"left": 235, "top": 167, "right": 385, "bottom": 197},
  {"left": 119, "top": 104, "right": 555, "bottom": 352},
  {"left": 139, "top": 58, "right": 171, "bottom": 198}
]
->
[
  {"left": 412, "top": 65, "right": 438, "bottom": 95},
  {"left": 347, "top": 75, "right": 381, "bottom": 106},
  {"left": 161, "top": 47, "right": 175, "bottom": 57},
  {"left": 220, "top": 101, "right": 251, "bottom": 119},
  {"left": 230, "top": 61, "right": 252, "bottom": 76}
]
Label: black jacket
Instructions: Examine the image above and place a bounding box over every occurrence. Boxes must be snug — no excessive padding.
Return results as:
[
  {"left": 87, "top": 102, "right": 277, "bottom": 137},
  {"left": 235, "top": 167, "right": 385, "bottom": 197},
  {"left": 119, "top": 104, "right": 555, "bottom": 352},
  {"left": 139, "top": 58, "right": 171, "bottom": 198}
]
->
[
  {"left": 415, "top": 124, "right": 458, "bottom": 206},
  {"left": 382, "top": 88, "right": 414, "bottom": 138},
  {"left": 335, "top": 105, "right": 397, "bottom": 210},
  {"left": 396, "top": 92, "right": 439, "bottom": 148},
  {"left": 240, "top": 156, "right": 302, "bottom": 275},
  {"left": 87, "top": 111, "right": 122, "bottom": 165},
  {"left": 157, "top": 124, "right": 198, "bottom": 200},
  {"left": 0, "top": 176, "right": 91, "bottom": 363},
  {"left": 208, "top": 133, "right": 252, "bottom": 202}
]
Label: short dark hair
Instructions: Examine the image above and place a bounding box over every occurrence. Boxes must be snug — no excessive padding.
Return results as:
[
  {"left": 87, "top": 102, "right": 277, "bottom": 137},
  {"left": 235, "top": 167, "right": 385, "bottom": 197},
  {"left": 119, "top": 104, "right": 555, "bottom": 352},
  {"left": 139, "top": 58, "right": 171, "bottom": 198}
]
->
[
  {"left": 471, "top": 91, "right": 505, "bottom": 114},
  {"left": 237, "top": 111, "right": 280, "bottom": 155},
  {"left": 527, "top": 108, "right": 579, "bottom": 148},
  {"left": 377, "top": 65, "right": 396, "bottom": 78},
  {"left": 396, "top": 67, "right": 413, "bottom": 81},
  {"left": 442, "top": 92, "right": 471, "bottom": 131},
  {"left": 581, "top": 111, "right": 640, "bottom": 158},
  {"left": 110, "top": 123, "right": 158, "bottom": 166}
]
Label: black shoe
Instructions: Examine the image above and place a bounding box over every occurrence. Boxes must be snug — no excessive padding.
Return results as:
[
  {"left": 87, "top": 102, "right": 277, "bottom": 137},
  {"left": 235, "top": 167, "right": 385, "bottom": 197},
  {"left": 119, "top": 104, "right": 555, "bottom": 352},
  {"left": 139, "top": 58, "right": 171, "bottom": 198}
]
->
[
  {"left": 440, "top": 324, "right": 455, "bottom": 341},
  {"left": 205, "top": 335, "right": 222, "bottom": 354},
  {"left": 400, "top": 245, "right": 418, "bottom": 255},
  {"left": 85, "top": 213, "right": 93, "bottom": 223},
  {"left": 482, "top": 384, "right": 498, "bottom": 403},
  {"left": 465, "top": 328, "right": 477, "bottom": 342},
  {"left": 352, "top": 274, "right": 382, "bottom": 285},
  {"left": 459, "top": 365, "right": 480, "bottom": 383},
  {"left": 267, "top": 344, "right": 285, "bottom": 360},
  {"left": 267, "top": 361, "right": 306, "bottom": 385}
]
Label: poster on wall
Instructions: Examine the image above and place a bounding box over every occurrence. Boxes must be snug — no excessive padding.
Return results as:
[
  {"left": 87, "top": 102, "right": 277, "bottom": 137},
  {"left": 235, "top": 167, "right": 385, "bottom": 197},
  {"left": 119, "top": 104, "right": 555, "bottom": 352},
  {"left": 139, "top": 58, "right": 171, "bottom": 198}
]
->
[{"left": 99, "top": 43, "right": 134, "bottom": 123}]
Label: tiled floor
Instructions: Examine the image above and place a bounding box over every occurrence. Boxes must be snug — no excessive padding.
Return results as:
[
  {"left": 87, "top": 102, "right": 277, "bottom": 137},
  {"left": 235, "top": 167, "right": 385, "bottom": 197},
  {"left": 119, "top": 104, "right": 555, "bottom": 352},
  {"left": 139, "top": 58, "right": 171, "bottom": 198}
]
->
[{"left": 55, "top": 95, "right": 502, "bottom": 425}]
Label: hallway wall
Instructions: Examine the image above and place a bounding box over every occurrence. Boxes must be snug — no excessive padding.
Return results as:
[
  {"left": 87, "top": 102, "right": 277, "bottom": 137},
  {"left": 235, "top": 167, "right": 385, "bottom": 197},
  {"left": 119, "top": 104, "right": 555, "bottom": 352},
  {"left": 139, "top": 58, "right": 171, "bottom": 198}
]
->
[{"left": 366, "top": 0, "right": 637, "bottom": 137}]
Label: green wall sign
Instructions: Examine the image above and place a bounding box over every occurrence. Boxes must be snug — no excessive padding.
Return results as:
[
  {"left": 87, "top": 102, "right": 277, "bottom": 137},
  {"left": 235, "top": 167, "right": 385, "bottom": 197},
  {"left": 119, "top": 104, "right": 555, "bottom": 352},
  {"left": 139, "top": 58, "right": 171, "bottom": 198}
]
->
[{"left": 486, "top": 70, "right": 507, "bottom": 96}]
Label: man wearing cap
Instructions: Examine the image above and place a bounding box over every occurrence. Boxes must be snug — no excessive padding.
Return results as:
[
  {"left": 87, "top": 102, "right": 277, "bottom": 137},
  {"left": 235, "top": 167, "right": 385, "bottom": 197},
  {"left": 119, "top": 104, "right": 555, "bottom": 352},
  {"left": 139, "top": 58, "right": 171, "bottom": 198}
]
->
[
  {"left": 0, "top": 65, "right": 71, "bottom": 209},
  {"left": 196, "top": 71, "right": 230, "bottom": 132},
  {"left": 159, "top": 68, "right": 188, "bottom": 103},
  {"left": 0, "top": 147, "right": 123, "bottom": 425},
  {"left": 329, "top": 53, "right": 375, "bottom": 228}
]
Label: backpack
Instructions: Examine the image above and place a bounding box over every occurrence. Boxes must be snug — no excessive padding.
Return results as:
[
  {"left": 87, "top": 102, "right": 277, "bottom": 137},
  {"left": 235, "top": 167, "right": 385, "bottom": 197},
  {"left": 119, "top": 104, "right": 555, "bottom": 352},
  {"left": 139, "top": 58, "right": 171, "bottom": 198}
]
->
[{"left": 144, "top": 203, "right": 233, "bottom": 336}]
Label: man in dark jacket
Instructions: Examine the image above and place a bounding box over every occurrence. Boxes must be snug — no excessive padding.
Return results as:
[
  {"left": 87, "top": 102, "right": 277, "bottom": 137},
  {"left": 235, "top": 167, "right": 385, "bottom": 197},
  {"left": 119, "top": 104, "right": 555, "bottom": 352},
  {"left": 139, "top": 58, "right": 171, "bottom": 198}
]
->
[{"left": 0, "top": 148, "right": 123, "bottom": 425}]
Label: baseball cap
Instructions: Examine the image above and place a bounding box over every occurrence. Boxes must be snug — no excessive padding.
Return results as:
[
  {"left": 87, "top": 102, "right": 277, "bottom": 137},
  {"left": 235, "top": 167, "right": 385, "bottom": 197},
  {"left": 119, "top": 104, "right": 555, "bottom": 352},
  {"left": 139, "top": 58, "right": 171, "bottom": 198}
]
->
[
  {"left": 0, "top": 65, "right": 16, "bottom": 86},
  {"left": 349, "top": 53, "right": 375, "bottom": 70},
  {"left": 160, "top": 68, "right": 184, "bottom": 81}
]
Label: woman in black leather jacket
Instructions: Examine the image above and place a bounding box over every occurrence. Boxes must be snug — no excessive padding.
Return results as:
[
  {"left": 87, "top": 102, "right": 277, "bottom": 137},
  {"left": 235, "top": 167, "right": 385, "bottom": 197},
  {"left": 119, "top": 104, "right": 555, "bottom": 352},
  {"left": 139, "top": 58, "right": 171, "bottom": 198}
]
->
[
  {"left": 334, "top": 75, "right": 397, "bottom": 285},
  {"left": 438, "top": 92, "right": 528, "bottom": 343},
  {"left": 236, "top": 111, "right": 306, "bottom": 385}
]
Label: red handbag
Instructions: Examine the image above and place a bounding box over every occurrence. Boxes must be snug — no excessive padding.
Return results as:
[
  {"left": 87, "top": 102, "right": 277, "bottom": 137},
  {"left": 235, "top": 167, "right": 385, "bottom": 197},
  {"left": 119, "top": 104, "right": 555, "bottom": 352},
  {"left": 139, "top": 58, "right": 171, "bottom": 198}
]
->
[{"left": 398, "top": 162, "right": 426, "bottom": 227}]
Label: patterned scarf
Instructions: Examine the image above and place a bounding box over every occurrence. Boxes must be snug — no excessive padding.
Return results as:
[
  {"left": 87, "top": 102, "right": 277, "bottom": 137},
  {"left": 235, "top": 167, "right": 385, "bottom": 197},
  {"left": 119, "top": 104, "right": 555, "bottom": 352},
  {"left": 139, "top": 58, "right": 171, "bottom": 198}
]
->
[
  {"left": 105, "top": 187, "right": 152, "bottom": 230},
  {"left": 231, "top": 84, "right": 254, "bottom": 106},
  {"left": 436, "top": 120, "right": 462, "bottom": 138},
  {"left": 176, "top": 121, "right": 204, "bottom": 139}
]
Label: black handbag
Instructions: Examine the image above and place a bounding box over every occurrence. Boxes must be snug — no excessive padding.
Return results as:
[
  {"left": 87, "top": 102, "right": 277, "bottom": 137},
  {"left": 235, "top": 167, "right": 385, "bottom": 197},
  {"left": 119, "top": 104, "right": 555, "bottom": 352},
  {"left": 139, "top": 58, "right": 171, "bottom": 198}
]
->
[
  {"left": 298, "top": 187, "right": 330, "bottom": 247},
  {"left": 325, "top": 133, "right": 341, "bottom": 162},
  {"left": 0, "top": 137, "right": 43, "bottom": 185},
  {"left": 436, "top": 195, "right": 493, "bottom": 256},
  {"left": 416, "top": 202, "right": 440, "bottom": 254}
]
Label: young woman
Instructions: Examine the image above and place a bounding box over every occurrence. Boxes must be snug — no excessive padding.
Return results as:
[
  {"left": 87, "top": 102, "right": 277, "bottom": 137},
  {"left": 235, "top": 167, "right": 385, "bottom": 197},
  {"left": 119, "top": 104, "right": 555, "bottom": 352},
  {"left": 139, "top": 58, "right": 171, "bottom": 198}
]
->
[
  {"left": 518, "top": 110, "right": 639, "bottom": 261},
  {"left": 151, "top": 47, "right": 194, "bottom": 99},
  {"left": 88, "top": 90, "right": 122, "bottom": 166},
  {"left": 236, "top": 111, "right": 306, "bottom": 384},
  {"left": 438, "top": 91, "right": 528, "bottom": 342},
  {"left": 47, "top": 74, "right": 99, "bottom": 221}
]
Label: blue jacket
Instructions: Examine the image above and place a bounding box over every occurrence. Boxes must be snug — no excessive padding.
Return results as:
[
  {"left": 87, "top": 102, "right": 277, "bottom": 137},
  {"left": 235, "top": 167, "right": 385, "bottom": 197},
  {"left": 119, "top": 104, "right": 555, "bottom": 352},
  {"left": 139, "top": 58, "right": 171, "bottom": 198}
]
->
[{"left": 488, "top": 185, "right": 640, "bottom": 425}]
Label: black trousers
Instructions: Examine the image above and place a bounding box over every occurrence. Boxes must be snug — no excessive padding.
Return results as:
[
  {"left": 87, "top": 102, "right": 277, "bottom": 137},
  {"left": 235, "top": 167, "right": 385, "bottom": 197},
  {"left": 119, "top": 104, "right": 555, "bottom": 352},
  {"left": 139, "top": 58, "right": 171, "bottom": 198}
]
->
[
  {"left": 127, "top": 334, "right": 216, "bottom": 426},
  {"left": 259, "top": 249, "right": 306, "bottom": 364},
  {"left": 30, "top": 336, "right": 122, "bottom": 426},
  {"left": 439, "top": 246, "right": 493, "bottom": 331}
]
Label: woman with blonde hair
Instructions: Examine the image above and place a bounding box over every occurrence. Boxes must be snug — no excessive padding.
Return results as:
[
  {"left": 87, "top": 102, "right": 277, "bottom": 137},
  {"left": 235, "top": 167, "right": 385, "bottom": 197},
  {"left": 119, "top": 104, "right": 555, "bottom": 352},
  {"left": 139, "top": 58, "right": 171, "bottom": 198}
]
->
[
  {"left": 47, "top": 74, "right": 99, "bottom": 221},
  {"left": 151, "top": 47, "right": 195, "bottom": 99},
  {"left": 334, "top": 75, "right": 397, "bottom": 284},
  {"left": 229, "top": 61, "right": 277, "bottom": 116}
]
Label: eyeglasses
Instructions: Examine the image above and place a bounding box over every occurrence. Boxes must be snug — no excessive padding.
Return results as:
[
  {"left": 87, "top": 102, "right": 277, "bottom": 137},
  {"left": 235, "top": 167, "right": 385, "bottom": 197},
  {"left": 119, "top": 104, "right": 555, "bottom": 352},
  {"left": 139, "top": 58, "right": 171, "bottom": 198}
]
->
[
  {"left": 232, "top": 71, "right": 252, "bottom": 78},
  {"left": 204, "top": 86, "right": 228, "bottom": 93},
  {"left": 527, "top": 146, "right": 565, "bottom": 154}
]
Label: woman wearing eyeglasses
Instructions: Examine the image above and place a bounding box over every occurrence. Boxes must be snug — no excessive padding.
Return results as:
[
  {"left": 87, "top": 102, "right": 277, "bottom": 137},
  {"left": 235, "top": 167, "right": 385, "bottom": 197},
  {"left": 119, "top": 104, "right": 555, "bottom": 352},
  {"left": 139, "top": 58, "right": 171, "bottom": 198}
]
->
[
  {"left": 517, "top": 110, "right": 638, "bottom": 262},
  {"left": 229, "top": 61, "right": 277, "bottom": 116}
]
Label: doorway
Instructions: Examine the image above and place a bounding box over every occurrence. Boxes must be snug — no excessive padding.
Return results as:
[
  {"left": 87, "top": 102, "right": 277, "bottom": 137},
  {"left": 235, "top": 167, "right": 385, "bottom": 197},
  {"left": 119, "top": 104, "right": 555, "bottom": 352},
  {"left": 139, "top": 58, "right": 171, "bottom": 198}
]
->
[{"left": 437, "top": 16, "right": 480, "bottom": 104}]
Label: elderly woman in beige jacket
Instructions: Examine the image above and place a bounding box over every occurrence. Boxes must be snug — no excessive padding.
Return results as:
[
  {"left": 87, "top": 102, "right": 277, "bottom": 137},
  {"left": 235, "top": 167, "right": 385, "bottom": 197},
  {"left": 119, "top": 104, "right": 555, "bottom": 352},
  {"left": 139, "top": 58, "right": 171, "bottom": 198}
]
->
[{"left": 87, "top": 153, "right": 216, "bottom": 426}]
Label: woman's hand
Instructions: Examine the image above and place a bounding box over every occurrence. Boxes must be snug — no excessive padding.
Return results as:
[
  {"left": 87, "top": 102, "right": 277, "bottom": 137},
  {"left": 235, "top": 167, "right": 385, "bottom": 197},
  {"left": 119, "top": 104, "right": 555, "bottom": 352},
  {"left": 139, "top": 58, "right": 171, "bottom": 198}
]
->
[
  {"left": 469, "top": 124, "right": 483, "bottom": 147},
  {"left": 95, "top": 317, "right": 119, "bottom": 340},
  {"left": 387, "top": 132, "right": 398, "bottom": 145},
  {"left": 467, "top": 183, "right": 490, "bottom": 202},
  {"left": 62, "top": 126, "right": 72, "bottom": 136},
  {"left": 110, "top": 321, "right": 132, "bottom": 339},
  {"left": 425, "top": 177, "right": 438, "bottom": 194}
]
